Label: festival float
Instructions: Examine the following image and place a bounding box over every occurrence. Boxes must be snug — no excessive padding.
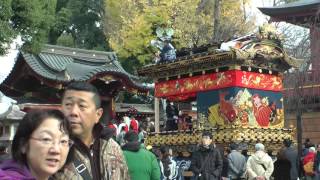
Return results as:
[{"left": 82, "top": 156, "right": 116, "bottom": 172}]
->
[{"left": 138, "top": 24, "right": 302, "bottom": 153}]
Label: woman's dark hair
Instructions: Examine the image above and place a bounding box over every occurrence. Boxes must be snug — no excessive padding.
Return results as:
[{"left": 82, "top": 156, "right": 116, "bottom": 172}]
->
[
  {"left": 283, "top": 139, "right": 292, "bottom": 147},
  {"left": 11, "top": 110, "right": 74, "bottom": 166}
]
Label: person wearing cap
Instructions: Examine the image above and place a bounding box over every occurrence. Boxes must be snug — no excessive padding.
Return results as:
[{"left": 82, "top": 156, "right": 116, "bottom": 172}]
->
[
  {"left": 190, "top": 131, "right": 223, "bottom": 180},
  {"left": 227, "top": 143, "right": 247, "bottom": 180},
  {"left": 122, "top": 130, "right": 160, "bottom": 180},
  {"left": 247, "top": 143, "right": 274, "bottom": 180}
]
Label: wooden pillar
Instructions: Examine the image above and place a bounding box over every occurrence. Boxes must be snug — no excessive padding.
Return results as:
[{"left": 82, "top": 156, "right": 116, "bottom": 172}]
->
[
  {"left": 100, "top": 96, "right": 112, "bottom": 125},
  {"left": 10, "top": 124, "right": 15, "bottom": 140},
  {"left": 310, "top": 26, "right": 320, "bottom": 70},
  {"left": 154, "top": 97, "right": 160, "bottom": 133}
]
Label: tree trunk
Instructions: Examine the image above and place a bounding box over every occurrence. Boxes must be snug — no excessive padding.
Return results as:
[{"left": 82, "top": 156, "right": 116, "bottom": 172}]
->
[
  {"left": 296, "top": 108, "right": 302, "bottom": 166},
  {"left": 196, "top": 0, "right": 210, "bottom": 14},
  {"left": 212, "top": 0, "right": 221, "bottom": 43},
  {"left": 242, "top": 0, "right": 246, "bottom": 21}
]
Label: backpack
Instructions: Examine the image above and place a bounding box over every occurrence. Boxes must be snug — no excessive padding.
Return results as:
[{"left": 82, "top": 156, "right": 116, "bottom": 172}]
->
[{"left": 303, "top": 161, "right": 314, "bottom": 175}]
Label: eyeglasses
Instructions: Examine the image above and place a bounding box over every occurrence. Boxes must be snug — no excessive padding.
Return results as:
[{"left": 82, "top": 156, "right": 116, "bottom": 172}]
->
[{"left": 30, "top": 137, "right": 74, "bottom": 148}]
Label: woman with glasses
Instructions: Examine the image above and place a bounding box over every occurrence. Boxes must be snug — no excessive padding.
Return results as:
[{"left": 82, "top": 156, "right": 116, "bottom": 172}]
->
[{"left": 0, "top": 110, "right": 74, "bottom": 180}]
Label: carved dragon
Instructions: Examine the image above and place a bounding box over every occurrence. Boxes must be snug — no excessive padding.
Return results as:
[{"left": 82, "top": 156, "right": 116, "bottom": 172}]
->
[{"left": 222, "top": 24, "right": 303, "bottom": 72}]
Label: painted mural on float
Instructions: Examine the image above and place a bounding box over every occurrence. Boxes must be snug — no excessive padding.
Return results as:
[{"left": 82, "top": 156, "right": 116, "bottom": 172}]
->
[
  {"left": 155, "top": 70, "right": 283, "bottom": 101},
  {"left": 197, "top": 87, "right": 284, "bottom": 128}
]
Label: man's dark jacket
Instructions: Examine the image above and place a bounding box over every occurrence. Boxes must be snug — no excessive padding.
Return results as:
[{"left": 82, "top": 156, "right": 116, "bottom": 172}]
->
[
  {"left": 272, "top": 159, "right": 291, "bottom": 180},
  {"left": 283, "top": 146, "right": 299, "bottom": 180},
  {"left": 190, "top": 145, "right": 223, "bottom": 180}
]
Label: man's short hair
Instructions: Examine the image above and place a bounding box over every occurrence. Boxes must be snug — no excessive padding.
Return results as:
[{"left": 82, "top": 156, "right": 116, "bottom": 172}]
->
[
  {"left": 255, "top": 143, "right": 265, "bottom": 151},
  {"left": 202, "top": 131, "right": 213, "bottom": 139},
  {"left": 283, "top": 139, "right": 292, "bottom": 147},
  {"left": 124, "top": 131, "right": 139, "bottom": 142},
  {"left": 230, "top": 143, "right": 239, "bottom": 150},
  {"left": 63, "top": 81, "right": 101, "bottom": 108}
]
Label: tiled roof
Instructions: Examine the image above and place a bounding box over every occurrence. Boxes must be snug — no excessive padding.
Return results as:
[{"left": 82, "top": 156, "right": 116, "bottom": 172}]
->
[
  {"left": 258, "top": 0, "right": 320, "bottom": 16},
  {"left": 20, "top": 44, "right": 147, "bottom": 90}
]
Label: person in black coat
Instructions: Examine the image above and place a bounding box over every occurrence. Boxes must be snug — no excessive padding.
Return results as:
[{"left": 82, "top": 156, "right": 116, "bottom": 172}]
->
[
  {"left": 165, "top": 101, "right": 178, "bottom": 131},
  {"left": 283, "top": 139, "right": 299, "bottom": 180},
  {"left": 314, "top": 144, "right": 320, "bottom": 179},
  {"left": 190, "top": 131, "right": 223, "bottom": 180},
  {"left": 221, "top": 148, "right": 230, "bottom": 180},
  {"left": 272, "top": 148, "right": 291, "bottom": 180}
]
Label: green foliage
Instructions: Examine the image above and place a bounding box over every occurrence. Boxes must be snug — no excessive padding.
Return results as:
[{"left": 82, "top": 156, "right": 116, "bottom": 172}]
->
[
  {"left": 0, "top": 0, "right": 15, "bottom": 55},
  {"left": 105, "top": 0, "right": 256, "bottom": 70},
  {"left": 48, "top": 7, "right": 72, "bottom": 44},
  {"left": 56, "top": 33, "right": 75, "bottom": 47},
  {"left": 217, "top": 0, "right": 255, "bottom": 40},
  {"left": 1, "top": 0, "right": 109, "bottom": 54},
  {"left": 119, "top": 56, "right": 144, "bottom": 74},
  {"left": 52, "top": 0, "right": 109, "bottom": 50},
  {"left": 11, "top": 0, "right": 56, "bottom": 53},
  {"left": 110, "top": 14, "right": 154, "bottom": 65},
  {"left": 171, "top": 0, "right": 213, "bottom": 48}
]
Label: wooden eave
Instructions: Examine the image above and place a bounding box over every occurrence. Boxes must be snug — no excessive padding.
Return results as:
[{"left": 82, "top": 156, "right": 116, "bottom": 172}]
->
[
  {"left": 138, "top": 51, "right": 281, "bottom": 80},
  {"left": 259, "top": 0, "right": 320, "bottom": 27},
  {"left": 138, "top": 51, "right": 235, "bottom": 79},
  {"left": 19, "top": 103, "right": 61, "bottom": 112}
]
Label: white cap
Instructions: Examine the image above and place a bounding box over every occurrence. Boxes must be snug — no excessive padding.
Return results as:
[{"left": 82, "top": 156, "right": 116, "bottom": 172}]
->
[
  {"left": 255, "top": 143, "right": 265, "bottom": 151},
  {"left": 309, "top": 147, "right": 316, "bottom": 153}
]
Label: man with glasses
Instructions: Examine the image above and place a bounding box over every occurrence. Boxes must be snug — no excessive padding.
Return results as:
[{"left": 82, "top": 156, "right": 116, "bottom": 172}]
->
[
  {"left": 190, "top": 131, "right": 223, "bottom": 180},
  {"left": 52, "top": 81, "right": 129, "bottom": 180}
]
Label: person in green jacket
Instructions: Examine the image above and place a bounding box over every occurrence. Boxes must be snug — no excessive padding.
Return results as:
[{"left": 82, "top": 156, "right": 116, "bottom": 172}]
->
[{"left": 122, "top": 131, "right": 161, "bottom": 180}]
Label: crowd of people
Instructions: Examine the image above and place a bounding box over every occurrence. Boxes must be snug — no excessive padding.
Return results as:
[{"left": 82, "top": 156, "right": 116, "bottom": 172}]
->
[
  {"left": 190, "top": 133, "right": 320, "bottom": 180},
  {"left": 107, "top": 115, "right": 146, "bottom": 147},
  {"left": 0, "top": 81, "right": 318, "bottom": 180}
]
